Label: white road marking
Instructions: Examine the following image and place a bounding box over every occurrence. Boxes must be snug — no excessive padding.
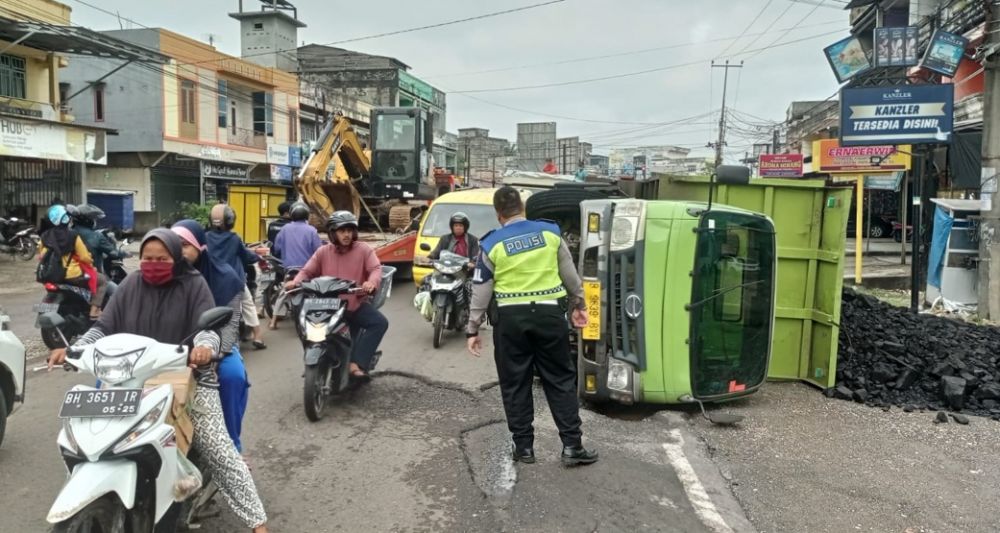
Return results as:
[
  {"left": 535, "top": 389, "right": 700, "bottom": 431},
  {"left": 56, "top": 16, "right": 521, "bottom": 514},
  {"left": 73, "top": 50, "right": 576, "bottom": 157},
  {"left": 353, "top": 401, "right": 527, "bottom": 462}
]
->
[{"left": 663, "top": 430, "right": 735, "bottom": 533}]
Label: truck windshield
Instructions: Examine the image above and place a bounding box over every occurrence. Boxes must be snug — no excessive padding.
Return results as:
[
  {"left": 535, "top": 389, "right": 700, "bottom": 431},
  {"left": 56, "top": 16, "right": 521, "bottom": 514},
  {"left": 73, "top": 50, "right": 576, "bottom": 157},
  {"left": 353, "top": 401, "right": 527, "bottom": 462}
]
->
[
  {"left": 689, "top": 211, "right": 775, "bottom": 398},
  {"left": 375, "top": 114, "right": 417, "bottom": 151},
  {"left": 421, "top": 203, "right": 499, "bottom": 239}
]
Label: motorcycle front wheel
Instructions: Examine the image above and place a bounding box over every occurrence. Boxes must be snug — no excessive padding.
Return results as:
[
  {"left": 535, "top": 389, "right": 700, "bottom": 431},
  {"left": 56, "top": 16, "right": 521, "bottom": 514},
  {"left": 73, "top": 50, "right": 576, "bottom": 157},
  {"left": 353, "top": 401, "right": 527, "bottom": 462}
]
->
[
  {"left": 15, "top": 238, "right": 36, "bottom": 261},
  {"left": 50, "top": 495, "right": 141, "bottom": 533},
  {"left": 303, "top": 360, "right": 332, "bottom": 422},
  {"left": 432, "top": 304, "right": 446, "bottom": 349}
]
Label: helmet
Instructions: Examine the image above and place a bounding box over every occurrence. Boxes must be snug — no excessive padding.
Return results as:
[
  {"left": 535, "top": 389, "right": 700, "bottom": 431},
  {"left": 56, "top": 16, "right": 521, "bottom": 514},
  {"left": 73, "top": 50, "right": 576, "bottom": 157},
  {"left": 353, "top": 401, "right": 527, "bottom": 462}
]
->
[
  {"left": 450, "top": 212, "right": 470, "bottom": 232},
  {"left": 69, "top": 204, "right": 105, "bottom": 228},
  {"left": 326, "top": 210, "right": 359, "bottom": 232},
  {"left": 48, "top": 204, "right": 70, "bottom": 226},
  {"left": 210, "top": 204, "right": 236, "bottom": 231},
  {"left": 289, "top": 202, "right": 310, "bottom": 222}
]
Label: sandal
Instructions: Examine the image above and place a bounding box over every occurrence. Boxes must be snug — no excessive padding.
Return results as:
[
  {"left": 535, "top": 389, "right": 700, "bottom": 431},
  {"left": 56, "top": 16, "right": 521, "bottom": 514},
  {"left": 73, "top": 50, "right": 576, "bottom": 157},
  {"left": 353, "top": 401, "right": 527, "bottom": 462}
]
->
[{"left": 252, "top": 340, "right": 267, "bottom": 350}]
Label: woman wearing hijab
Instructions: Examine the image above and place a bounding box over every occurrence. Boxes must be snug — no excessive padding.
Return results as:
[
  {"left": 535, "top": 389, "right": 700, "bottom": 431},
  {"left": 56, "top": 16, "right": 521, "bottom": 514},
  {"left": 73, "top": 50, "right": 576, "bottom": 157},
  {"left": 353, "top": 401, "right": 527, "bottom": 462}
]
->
[
  {"left": 171, "top": 219, "right": 251, "bottom": 454},
  {"left": 38, "top": 204, "right": 106, "bottom": 319},
  {"left": 48, "top": 229, "right": 269, "bottom": 532}
]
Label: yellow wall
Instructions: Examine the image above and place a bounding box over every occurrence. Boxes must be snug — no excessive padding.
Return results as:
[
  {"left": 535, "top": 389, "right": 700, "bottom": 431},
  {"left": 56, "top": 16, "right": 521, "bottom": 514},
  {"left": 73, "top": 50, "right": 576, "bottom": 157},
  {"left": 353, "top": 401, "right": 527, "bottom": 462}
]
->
[
  {"left": 162, "top": 64, "right": 180, "bottom": 138},
  {"left": 0, "top": 0, "right": 71, "bottom": 24}
]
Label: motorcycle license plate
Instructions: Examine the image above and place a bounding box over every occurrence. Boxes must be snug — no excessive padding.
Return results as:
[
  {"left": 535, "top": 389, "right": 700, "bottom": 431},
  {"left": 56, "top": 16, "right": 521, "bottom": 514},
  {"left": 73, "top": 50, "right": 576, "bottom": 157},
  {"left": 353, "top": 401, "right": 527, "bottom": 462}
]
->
[
  {"left": 304, "top": 297, "right": 341, "bottom": 310},
  {"left": 259, "top": 273, "right": 275, "bottom": 282},
  {"left": 581, "top": 280, "right": 601, "bottom": 341},
  {"left": 59, "top": 389, "right": 142, "bottom": 418},
  {"left": 34, "top": 303, "right": 59, "bottom": 313}
]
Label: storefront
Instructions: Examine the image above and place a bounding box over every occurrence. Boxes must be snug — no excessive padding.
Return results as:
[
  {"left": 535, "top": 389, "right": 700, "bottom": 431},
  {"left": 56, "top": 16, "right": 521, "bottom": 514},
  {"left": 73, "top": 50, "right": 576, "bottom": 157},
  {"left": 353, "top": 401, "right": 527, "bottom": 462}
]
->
[{"left": 0, "top": 114, "right": 109, "bottom": 226}]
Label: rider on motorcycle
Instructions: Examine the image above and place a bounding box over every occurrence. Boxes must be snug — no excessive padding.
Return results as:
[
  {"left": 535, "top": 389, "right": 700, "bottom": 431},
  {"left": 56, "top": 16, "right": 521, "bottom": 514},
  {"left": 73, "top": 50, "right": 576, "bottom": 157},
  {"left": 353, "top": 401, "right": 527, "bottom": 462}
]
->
[
  {"left": 285, "top": 211, "right": 388, "bottom": 379},
  {"left": 39, "top": 205, "right": 106, "bottom": 320},
  {"left": 69, "top": 204, "right": 123, "bottom": 276},
  {"left": 428, "top": 212, "right": 480, "bottom": 267},
  {"left": 173, "top": 220, "right": 252, "bottom": 455},
  {"left": 273, "top": 202, "right": 321, "bottom": 269},
  {"left": 266, "top": 201, "right": 293, "bottom": 249},
  {"left": 48, "top": 229, "right": 269, "bottom": 532},
  {"left": 207, "top": 204, "right": 268, "bottom": 350}
]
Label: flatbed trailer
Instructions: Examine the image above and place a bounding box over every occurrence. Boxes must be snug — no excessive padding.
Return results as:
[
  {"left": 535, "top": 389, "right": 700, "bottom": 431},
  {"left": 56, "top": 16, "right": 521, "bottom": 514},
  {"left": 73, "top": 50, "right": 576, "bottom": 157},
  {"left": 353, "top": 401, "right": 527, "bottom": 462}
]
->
[{"left": 360, "top": 231, "right": 417, "bottom": 276}]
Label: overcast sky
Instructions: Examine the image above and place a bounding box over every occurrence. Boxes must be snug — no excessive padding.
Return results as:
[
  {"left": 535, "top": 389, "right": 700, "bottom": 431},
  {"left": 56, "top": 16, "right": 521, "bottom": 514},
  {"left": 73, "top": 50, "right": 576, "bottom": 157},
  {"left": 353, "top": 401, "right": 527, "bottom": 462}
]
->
[{"left": 70, "top": 0, "right": 850, "bottom": 161}]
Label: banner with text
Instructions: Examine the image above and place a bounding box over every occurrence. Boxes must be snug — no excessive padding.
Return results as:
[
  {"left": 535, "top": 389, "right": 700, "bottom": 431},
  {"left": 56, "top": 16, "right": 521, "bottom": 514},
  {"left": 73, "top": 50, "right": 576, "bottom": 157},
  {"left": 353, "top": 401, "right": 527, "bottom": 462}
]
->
[
  {"left": 759, "top": 154, "right": 804, "bottom": 177},
  {"left": 840, "top": 84, "right": 954, "bottom": 146},
  {"left": 0, "top": 117, "right": 107, "bottom": 165},
  {"left": 812, "top": 139, "right": 912, "bottom": 173}
]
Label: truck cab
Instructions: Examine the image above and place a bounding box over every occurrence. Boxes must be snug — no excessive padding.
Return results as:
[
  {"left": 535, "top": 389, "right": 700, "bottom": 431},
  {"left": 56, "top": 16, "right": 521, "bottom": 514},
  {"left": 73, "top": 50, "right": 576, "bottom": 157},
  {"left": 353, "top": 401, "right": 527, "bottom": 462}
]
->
[
  {"left": 0, "top": 308, "right": 26, "bottom": 447},
  {"left": 576, "top": 199, "right": 776, "bottom": 406}
]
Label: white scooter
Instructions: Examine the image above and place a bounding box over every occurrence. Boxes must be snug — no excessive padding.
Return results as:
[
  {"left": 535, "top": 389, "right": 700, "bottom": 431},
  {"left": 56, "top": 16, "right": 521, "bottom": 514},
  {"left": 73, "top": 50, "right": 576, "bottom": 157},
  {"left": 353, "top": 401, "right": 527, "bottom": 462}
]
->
[
  {"left": 40, "top": 307, "right": 232, "bottom": 532},
  {"left": 0, "top": 306, "right": 26, "bottom": 448}
]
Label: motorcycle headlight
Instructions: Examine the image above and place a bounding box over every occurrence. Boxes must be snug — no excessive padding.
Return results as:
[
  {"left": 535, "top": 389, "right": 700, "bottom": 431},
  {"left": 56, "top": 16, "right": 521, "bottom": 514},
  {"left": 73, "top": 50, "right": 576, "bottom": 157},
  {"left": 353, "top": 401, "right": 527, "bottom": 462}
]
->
[
  {"left": 306, "top": 322, "right": 327, "bottom": 342},
  {"left": 436, "top": 264, "right": 463, "bottom": 275},
  {"left": 113, "top": 397, "right": 168, "bottom": 454},
  {"left": 94, "top": 349, "right": 143, "bottom": 385}
]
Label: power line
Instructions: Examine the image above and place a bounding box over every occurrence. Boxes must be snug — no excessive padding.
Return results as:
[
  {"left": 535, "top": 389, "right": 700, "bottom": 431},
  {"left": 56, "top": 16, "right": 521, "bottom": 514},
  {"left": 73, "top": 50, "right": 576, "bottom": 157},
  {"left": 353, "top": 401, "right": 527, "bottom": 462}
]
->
[
  {"left": 424, "top": 19, "right": 843, "bottom": 79},
  {"left": 714, "top": 0, "right": 775, "bottom": 60},
  {"left": 450, "top": 28, "right": 844, "bottom": 94},
  {"left": 746, "top": 0, "right": 828, "bottom": 61},
  {"left": 733, "top": 1, "right": 796, "bottom": 55}
]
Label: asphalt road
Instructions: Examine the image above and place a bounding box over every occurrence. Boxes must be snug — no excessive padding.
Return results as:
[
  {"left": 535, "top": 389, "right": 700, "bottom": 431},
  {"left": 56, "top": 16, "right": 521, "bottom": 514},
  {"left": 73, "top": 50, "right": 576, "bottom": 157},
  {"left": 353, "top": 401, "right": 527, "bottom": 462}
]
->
[{"left": 0, "top": 273, "right": 753, "bottom": 533}]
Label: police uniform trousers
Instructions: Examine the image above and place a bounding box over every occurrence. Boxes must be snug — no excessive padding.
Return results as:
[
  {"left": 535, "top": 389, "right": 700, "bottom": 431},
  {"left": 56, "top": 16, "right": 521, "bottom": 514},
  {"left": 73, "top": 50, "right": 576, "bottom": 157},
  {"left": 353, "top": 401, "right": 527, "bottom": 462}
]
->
[{"left": 493, "top": 302, "right": 583, "bottom": 449}]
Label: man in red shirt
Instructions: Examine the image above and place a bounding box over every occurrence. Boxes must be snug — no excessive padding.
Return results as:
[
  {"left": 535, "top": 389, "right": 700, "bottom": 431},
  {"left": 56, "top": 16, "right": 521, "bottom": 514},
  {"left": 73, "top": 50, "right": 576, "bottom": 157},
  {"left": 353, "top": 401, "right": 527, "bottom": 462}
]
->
[
  {"left": 542, "top": 158, "right": 559, "bottom": 174},
  {"left": 286, "top": 211, "right": 388, "bottom": 378}
]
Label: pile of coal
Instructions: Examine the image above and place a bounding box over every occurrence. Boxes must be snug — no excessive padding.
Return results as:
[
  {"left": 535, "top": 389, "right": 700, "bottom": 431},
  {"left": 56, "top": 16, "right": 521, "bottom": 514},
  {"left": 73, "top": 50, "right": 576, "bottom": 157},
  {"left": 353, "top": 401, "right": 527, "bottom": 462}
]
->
[{"left": 832, "top": 289, "right": 1000, "bottom": 419}]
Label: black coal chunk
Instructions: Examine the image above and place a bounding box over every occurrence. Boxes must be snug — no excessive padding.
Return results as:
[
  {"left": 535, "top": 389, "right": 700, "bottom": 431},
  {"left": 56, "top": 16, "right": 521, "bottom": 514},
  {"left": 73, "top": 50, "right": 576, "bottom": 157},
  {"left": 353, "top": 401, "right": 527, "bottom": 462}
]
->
[{"left": 835, "top": 288, "right": 1000, "bottom": 420}]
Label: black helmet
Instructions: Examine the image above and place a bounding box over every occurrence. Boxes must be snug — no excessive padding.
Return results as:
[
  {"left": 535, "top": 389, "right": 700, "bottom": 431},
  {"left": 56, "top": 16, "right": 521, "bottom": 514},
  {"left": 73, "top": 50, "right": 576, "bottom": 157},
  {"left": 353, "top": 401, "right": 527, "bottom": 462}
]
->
[
  {"left": 450, "top": 212, "right": 470, "bottom": 232},
  {"left": 289, "top": 202, "right": 310, "bottom": 222},
  {"left": 277, "top": 201, "right": 293, "bottom": 217},
  {"left": 210, "top": 204, "right": 236, "bottom": 231},
  {"left": 326, "top": 210, "right": 359, "bottom": 232},
  {"left": 69, "top": 204, "right": 105, "bottom": 228}
]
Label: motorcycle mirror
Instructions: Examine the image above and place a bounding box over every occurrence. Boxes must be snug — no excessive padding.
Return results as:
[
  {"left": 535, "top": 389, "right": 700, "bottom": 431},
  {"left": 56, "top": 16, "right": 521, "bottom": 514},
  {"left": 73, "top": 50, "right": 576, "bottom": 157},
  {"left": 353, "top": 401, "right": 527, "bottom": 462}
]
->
[
  {"left": 197, "top": 307, "right": 234, "bottom": 331},
  {"left": 420, "top": 243, "right": 431, "bottom": 252},
  {"left": 38, "top": 311, "right": 65, "bottom": 329}
]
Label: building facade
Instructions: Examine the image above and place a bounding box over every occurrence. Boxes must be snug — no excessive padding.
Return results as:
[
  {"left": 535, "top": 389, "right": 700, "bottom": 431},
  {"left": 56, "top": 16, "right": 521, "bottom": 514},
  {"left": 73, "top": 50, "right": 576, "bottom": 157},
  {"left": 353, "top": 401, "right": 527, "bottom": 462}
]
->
[
  {"left": 457, "top": 127, "right": 509, "bottom": 187},
  {"left": 62, "top": 28, "right": 300, "bottom": 228},
  {"left": 0, "top": 0, "right": 163, "bottom": 226}
]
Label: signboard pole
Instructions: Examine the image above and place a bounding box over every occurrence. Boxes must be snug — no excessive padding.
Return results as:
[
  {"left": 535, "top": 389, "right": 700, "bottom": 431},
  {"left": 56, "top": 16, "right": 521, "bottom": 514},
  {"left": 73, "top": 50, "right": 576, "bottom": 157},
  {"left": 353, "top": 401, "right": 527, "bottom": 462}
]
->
[
  {"left": 856, "top": 176, "right": 864, "bottom": 284},
  {"left": 911, "top": 150, "right": 924, "bottom": 313},
  {"left": 978, "top": 1, "right": 1000, "bottom": 319},
  {"left": 900, "top": 173, "right": 908, "bottom": 265}
]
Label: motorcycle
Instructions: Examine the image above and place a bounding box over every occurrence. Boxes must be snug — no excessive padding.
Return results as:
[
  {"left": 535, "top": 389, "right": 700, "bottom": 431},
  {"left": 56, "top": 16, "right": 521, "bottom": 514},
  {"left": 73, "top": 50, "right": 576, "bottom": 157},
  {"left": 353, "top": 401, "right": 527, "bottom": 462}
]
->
[
  {"left": 36, "top": 280, "right": 116, "bottom": 350},
  {"left": 258, "top": 255, "right": 284, "bottom": 320},
  {"left": 293, "top": 266, "right": 395, "bottom": 422},
  {"left": 424, "top": 251, "right": 472, "bottom": 349},
  {"left": 99, "top": 228, "right": 130, "bottom": 285},
  {"left": 0, "top": 216, "right": 39, "bottom": 261},
  {"left": 38, "top": 307, "right": 232, "bottom": 532}
]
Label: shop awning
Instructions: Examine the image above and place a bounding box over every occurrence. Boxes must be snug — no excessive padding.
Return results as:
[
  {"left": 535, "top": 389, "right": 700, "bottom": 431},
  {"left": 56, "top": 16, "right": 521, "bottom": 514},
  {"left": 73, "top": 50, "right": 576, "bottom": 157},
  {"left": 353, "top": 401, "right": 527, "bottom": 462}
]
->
[{"left": 0, "top": 16, "right": 168, "bottom": 63}]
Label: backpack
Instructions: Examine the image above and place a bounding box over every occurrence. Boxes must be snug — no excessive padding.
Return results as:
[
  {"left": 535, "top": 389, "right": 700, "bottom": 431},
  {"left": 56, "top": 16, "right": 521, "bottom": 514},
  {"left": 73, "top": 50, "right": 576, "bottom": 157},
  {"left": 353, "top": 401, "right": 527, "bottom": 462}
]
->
[{"left": 36, "top": 245, "right": 68, "bottom": 283}]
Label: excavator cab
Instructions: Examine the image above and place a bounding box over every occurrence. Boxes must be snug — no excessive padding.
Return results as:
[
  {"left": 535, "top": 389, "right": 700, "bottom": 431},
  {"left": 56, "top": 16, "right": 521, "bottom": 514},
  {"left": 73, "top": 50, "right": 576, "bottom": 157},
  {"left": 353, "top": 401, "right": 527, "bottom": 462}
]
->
[{"left": 369, "top": 107, "right": 435, "bottom": 200}]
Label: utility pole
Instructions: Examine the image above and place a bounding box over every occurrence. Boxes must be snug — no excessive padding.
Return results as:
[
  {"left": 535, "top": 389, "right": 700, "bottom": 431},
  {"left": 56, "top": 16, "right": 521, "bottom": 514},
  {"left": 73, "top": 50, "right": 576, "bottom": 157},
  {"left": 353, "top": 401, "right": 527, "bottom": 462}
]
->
[
  {"left": 773, "top": 128, "right": 781, "bottom": 154},
  {"left": 979, "top": 0, "right": 1000, "bottom": 318},
  {"left": 707, "top": 60, "right": 743, "bottom": 169}
]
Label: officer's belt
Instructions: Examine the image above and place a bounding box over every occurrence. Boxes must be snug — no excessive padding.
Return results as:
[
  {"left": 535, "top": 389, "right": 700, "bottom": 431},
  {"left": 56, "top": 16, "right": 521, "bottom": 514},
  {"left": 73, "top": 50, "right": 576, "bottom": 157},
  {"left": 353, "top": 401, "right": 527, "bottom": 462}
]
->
[{"left": 496, "top": 299, "right": 560, "bottom": 307}]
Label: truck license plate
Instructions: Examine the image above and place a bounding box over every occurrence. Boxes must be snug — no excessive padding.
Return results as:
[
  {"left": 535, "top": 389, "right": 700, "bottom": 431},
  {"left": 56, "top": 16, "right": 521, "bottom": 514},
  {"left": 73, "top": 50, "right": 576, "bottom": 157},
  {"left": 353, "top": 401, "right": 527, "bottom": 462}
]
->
[
  {"left": 582, "top": 280, "right": 601, "bottom": 341},
  {"left": 59, "top": 389, "right": 142, "bottom": 418}
]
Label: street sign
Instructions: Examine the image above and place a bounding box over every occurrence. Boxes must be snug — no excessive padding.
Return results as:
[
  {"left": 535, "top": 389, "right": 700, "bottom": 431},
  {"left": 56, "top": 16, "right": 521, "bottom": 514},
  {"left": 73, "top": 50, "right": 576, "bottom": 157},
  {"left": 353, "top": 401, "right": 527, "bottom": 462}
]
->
[
  {"left": 823, "top": 35, "right": 871, "bottom": 83},
  {"left": 759, "top": 154, "right": 803, "bottom": 177},
  {"left": 864, "top": 172, "right": 904, "bottom": 191},
  {"left": 921, "top": 29, "right": 969, "bottom": 78},
  {"left": 812, "top": 140, "right": 911, "bottom": 173},
  {"left": 840, "top": 84, "right": 954, "bottom": 146}
]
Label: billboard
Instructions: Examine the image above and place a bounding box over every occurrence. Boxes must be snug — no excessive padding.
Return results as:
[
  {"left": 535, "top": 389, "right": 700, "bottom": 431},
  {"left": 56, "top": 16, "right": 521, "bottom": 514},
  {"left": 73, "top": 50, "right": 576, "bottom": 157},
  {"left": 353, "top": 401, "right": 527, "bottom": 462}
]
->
[
  {"left": 812, "top": 140, "right": 912, "bottom": 173},
  {"left": 874, "top": 27, "right": 919, "bottom": 68},
  {"left": 840, "top": 84, "right": 954, "bottom": 146},
  {"left": 0, "top": 117, "right": 107, "bottom": 165},
  {"left": 823, "top": 35, "right": 871, "bottom": 83},
  {"left": 759, "top": 154, "right": 804, "bottom": 178},
  {"left": 921, "top": 29, "right": 969, "bottom": 77}
]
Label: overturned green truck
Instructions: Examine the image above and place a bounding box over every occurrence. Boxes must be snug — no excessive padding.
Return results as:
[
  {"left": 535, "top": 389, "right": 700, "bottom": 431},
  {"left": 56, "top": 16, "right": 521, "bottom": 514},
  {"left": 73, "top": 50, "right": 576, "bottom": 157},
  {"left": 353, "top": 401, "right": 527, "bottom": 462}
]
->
[{"left": 522, "top": 170, "right": 851, "bottom": 407}]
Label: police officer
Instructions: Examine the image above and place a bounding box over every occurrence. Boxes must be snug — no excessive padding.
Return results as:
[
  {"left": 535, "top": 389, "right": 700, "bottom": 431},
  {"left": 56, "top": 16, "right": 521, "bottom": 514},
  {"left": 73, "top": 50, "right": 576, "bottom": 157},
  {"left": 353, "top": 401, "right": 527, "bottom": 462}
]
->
[{"left": 466, "top": 186, "right": 598, "bottom": 466}]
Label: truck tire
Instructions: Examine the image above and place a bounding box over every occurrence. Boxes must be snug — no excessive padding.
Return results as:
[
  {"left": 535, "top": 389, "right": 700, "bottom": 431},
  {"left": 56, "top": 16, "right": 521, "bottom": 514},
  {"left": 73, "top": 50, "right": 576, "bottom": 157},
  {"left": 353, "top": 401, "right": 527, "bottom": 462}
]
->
[
  {"left": 0, "top": 392, "right": 6, "bottom": 449},
  {"left": 525, "top": 188, "right": 610, "bottom": 220}
]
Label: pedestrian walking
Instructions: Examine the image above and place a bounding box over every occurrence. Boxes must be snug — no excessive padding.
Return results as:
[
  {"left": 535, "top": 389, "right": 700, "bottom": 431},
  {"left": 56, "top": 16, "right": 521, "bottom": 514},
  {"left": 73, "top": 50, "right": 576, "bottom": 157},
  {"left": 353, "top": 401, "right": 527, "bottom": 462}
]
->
[{"left": 466, "top": 186, "right": 598, "bottom": 466}]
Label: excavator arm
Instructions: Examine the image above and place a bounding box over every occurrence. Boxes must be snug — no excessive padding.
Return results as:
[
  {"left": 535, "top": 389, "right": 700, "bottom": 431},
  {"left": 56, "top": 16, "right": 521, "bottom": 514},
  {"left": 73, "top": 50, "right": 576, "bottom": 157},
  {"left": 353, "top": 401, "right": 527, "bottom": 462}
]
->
[{"left": 296, "top": 115, "right": 370, "bottom": 224}]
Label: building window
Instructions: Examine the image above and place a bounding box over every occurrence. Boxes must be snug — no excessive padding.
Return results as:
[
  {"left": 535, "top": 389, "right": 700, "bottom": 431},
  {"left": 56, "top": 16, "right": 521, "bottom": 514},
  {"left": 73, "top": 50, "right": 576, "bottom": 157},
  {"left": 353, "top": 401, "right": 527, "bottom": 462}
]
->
[
  {"left": 0, "top": 54, "right": 26, "bottom": 99},
  {"left": 288, "top": 109, "right": 298, "bottom": 143},
  {"left": 94, "top": 85, "right": 105, "bottom": 122},
  {"left": 180, "top": 79, "right": 196, "bottom": 124},
  {"left": 253, "top": 91, "right": 273, "bottom": 137},
  {"left": 217, "top": 79, "right": 228, "bottom": 128}
]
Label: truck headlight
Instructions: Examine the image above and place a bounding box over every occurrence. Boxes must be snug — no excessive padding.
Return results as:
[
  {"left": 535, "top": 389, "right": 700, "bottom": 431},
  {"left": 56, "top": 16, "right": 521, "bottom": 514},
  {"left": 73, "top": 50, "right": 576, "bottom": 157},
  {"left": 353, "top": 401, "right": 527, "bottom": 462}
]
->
[
  {"left": 607, "top": 361, "right": 631, "bottom": 391},
  {"left": 610, "top": 201, "right": 644, "bottom": 252}
]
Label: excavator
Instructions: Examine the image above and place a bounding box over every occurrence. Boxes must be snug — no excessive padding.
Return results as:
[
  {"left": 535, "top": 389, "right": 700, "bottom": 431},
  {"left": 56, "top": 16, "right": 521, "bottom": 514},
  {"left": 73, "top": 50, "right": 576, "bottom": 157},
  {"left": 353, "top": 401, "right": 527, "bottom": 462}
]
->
[{"left": 295, "top": 107, "right": 441, "bottom": 273}]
